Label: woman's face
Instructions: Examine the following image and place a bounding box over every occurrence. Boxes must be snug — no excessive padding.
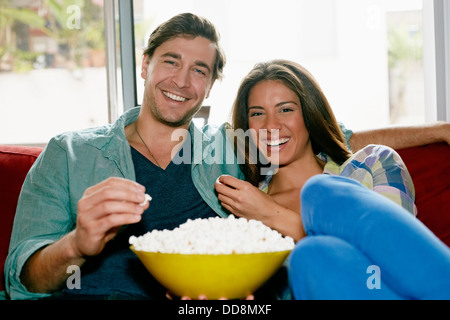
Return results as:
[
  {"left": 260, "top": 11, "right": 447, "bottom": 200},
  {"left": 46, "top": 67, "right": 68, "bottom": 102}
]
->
[{"left": 247, "top": 80, "right": 314, "bottom": 166}]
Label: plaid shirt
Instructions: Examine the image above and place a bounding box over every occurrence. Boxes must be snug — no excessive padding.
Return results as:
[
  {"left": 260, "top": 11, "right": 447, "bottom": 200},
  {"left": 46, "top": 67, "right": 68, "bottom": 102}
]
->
[{"left": 261, "top": 144, "right": 417, "bottom": 216}]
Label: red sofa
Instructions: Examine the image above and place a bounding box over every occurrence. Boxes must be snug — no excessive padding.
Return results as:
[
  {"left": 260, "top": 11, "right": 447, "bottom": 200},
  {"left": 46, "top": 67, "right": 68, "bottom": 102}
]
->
[
  {"left": 1, "top": 143, "right": 449, "bottom": 295},
  {"left": 1, "top": 145, "right": 44, "bottom": 295}
]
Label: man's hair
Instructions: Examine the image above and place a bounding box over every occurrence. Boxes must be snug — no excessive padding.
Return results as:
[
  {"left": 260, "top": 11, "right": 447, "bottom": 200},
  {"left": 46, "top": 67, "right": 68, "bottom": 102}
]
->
[{"left": 143, "top": 13, "right": 226, "bottom": 82}]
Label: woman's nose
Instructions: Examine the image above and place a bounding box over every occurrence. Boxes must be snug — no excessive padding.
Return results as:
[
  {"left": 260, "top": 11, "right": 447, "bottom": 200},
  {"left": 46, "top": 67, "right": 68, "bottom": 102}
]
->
[{"left": 264, "top": 114, "right": 282, "bottom": 131}]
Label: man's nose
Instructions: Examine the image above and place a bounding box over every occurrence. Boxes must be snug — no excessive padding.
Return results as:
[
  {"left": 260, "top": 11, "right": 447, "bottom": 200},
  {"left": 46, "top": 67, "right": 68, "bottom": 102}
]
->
[{"left": 172, "top": 68, "right": 191, "bottom": 88}]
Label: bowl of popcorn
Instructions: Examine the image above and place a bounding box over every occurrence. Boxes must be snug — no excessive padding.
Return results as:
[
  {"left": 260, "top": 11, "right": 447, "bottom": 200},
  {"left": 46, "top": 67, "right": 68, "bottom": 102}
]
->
[{"left": 129, "top": 215, "right": 294, "bottom": 300}]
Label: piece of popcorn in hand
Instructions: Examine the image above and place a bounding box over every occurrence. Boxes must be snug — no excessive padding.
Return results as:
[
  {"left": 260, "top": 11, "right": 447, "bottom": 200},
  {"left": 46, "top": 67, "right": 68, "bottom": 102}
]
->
[{"left": 139, "top": 193, "right": 152, "bottom": 206}]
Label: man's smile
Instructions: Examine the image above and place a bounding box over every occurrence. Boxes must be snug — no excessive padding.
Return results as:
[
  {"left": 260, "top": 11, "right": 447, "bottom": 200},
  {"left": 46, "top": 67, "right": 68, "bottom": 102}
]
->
[{"left": 163, "top": 90, "right": 189, "bottom": 102}]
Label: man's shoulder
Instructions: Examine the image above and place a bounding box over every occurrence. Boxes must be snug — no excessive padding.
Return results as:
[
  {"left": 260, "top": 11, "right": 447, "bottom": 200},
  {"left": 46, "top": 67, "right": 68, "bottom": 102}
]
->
[
  {"left": 50, "top": 124, "right": 114, "bottom": 150},
  {"left": 50, "top": 107, "right": 138, "bottom": 149}
]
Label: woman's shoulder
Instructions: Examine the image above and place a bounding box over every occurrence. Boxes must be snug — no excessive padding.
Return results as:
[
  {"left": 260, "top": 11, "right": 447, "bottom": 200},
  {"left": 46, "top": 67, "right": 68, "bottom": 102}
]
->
[
  {"left": 352, "top": 144, "right": 404, "bottom": 165},
  {"left": 354, "top": 144, "right": 395, "bottom": 155},
  {"left": 324, "top": 144, "right": 406, "bottom": 176}
]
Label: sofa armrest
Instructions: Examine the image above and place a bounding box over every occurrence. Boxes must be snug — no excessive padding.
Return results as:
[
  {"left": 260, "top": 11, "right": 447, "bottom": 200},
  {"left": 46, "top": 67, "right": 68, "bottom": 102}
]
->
[{"left": 0, "top": 145, "right": 43, "bottom": 293}]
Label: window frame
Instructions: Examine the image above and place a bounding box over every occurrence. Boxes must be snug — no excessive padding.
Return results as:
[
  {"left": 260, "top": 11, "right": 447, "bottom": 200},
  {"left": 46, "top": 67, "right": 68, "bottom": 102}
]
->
[
  {"left": 118, "top": 0, "right": 138, "bottom": 113},
  {"left": 423, "top": 0, "right": 450, "bottom": 122},
  {"left": 104, "top": 0, "right": 120, "bottom": 123}
]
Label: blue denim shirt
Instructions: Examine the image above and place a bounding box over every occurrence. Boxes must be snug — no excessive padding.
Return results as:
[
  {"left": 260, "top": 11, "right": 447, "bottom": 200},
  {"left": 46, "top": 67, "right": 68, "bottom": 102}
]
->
[{"left": 5, "top": 107, "right": 244, "bottom": 300}]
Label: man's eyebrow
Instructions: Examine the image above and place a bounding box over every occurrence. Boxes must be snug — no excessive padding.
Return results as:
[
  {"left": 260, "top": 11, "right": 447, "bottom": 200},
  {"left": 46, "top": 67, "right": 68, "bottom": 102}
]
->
[
  {"left": 161, "top": 52, "right": 212, "bottom": 73},
  {"left": 161, "top": 52, "right": 181, "bottom": 60}
]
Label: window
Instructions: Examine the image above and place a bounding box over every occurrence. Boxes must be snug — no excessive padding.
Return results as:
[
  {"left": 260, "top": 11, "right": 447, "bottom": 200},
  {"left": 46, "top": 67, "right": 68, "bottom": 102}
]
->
[
  {"left": 131, "top": 0, "right": 427, "bottom": 132},
  {"left": 0, "top": 0, "right": 108, "bottom": 145},
  {"left": 1, "top": 0, "right": 448, "bottom": 146}
]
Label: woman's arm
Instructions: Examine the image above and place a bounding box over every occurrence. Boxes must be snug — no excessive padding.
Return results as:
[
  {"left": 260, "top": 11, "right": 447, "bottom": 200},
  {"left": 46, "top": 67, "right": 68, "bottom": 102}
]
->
[
  {"left": 214, "top": 175, "right": 306, "bottom": 242},
  {"left": 349, "top": 121, "right": 450, "bottom": 152}
]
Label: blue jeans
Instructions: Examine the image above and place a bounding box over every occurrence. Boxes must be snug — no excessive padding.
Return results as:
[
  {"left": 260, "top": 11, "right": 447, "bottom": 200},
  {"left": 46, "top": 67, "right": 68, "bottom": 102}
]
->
[{"left": 288, "top": 175, "right": 450, "bottom": 300}]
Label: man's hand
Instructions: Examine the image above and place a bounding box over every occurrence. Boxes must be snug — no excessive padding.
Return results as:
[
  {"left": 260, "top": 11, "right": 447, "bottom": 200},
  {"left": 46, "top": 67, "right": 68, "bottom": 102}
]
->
[
  {"left": 21, "top": 177, "right": 149, "bottom": 293},
  {"left": 72, "top": 177, "right": 148, "bottom": 258},
  {"left": 166, "top": 291, "right": 255, "bottom": 300}
]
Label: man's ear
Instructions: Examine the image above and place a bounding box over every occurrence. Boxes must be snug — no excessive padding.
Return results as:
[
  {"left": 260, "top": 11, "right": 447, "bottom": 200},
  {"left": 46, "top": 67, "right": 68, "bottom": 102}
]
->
[
  {"left": 205, "top": 80, "right": 216, "bottom": 99},
  {"left": 141, "top": 54, "right": 150, "bottom": 80}
]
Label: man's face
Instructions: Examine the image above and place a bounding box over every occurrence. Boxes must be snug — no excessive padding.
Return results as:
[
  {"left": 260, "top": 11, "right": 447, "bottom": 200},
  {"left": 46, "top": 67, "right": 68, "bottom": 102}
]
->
[{"left": 141, "top": 36, "right": 216, "bottom": 127}]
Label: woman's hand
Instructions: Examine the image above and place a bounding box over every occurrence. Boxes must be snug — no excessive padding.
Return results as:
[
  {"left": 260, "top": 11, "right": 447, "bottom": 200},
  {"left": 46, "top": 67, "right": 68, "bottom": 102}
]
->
[
  {"left": 215, "top": 175, "right": 305, "bottom": 241},
  {"left": 214, "top": 175, "right": 278, "bottom": 223}
]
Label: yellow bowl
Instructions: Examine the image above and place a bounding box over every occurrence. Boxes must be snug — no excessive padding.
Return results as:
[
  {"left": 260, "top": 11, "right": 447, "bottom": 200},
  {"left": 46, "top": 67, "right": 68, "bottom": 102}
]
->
[{"left": 130, "top": 246, "right": 291, "bottom": 299}]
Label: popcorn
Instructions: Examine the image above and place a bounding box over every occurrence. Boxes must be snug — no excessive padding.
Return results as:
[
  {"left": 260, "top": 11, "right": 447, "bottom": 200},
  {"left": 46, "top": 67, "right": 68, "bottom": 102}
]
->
[
  {"left": 139, "top": 194, "right": 152, "bottom": 206},
  {"left": 129, "top": 215, "right": 295, "bottom": 254}
]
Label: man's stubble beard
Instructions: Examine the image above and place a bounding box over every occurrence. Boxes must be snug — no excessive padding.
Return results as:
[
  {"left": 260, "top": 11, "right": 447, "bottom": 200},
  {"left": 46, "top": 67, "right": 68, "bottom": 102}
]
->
[{"left": 146, "top": 91, "right": 204, "bottom": 128}]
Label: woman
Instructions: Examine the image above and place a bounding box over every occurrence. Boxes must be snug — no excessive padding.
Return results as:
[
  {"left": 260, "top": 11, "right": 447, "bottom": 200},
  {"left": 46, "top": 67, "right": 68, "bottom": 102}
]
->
[{"left": 215, "top": 60, "right": 450, "bottom": 299}]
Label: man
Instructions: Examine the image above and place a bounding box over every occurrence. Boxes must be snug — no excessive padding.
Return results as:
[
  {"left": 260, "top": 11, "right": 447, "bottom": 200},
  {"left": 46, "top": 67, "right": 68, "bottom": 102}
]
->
[
  {"left": 6, "top": 12, "right": 237, "bottom": 300},
  {"left": 5, "top": 13, "right": 449, "bottom": 300}
]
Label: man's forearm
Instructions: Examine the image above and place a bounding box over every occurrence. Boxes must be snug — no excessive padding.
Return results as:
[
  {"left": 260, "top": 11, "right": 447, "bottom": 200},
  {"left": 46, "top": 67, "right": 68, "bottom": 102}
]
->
[
  {"left": 349, "top": 121, "right": 450, "bottom": 152},
  {"left": 20, "top": 231, "right": 86, "bottom": 294}
]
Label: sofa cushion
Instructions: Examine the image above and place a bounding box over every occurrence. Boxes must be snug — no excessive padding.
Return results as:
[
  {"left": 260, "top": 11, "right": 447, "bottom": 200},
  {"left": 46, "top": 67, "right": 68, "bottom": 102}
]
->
[
  {"left": 0, "top": 145, "right": 43, "bottom": 292},
  {"left": 397, "top": 142, "right": 450, "bottom": 247}
]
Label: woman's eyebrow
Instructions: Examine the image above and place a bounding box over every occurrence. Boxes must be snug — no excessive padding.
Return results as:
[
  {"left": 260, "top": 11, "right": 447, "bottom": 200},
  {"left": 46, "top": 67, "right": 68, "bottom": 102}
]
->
[
  {"left": 248, "top": 106, "right": 264, "bottom": 111},
  {"left": 249, "top": 101, "right": 298, "bottom": 109},
  {"left": 275, "top": 101, "right": 299, "bottom": 107}
]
